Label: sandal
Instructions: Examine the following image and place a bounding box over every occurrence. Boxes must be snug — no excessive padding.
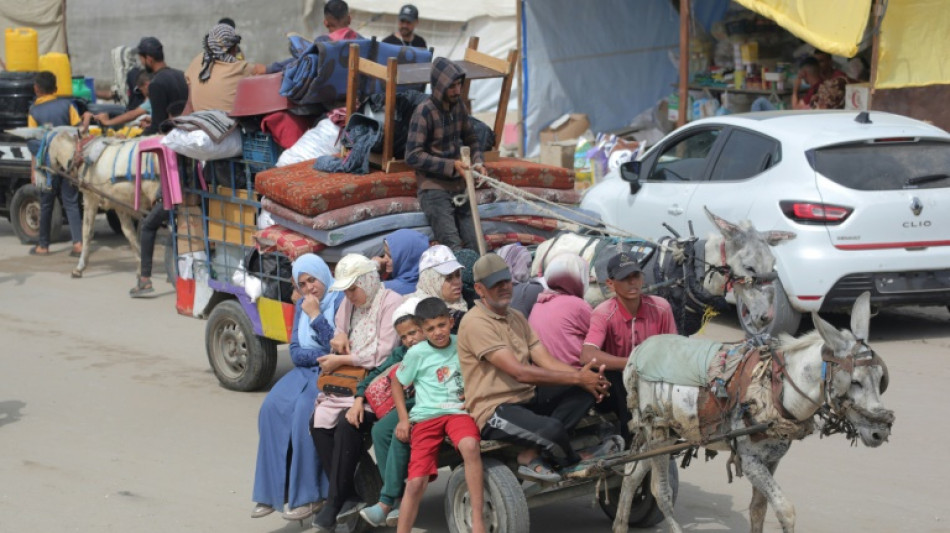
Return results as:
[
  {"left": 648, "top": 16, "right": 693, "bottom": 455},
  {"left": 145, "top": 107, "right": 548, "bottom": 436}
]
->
[
  {"left": 29, "top": 247, "right": 50, "bottom": 256},
  {"left": 129, "top": 278, "right": 154, "bottom": 298},
  {"left": 517, "top": 458, "right": 561, "bottom": 482}
]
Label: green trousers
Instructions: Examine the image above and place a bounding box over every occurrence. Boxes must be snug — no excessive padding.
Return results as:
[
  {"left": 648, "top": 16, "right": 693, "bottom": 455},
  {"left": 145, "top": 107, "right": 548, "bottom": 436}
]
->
[{"left": 371, "top": 409, "right": 410, "bottom": 506}]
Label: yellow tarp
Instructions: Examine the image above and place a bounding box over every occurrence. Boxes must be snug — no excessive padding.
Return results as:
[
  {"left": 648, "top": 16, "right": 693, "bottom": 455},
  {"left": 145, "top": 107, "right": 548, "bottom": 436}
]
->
[
  {"left": 733, "top": 0, "right": 871, "bottom": 58},
  {"left": 875, "top": 0, "right": 950, "bottom": 89}
]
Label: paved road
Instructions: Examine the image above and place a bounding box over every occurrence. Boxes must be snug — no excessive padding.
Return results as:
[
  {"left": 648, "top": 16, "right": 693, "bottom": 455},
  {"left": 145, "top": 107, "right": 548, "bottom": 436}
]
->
[{"left": 0, "top": 217, "right": 948, "bottom": 532}]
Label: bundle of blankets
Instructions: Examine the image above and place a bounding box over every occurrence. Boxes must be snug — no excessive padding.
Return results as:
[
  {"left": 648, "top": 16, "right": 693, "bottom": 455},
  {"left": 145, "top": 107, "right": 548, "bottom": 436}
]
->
[{"left": 250, "top": 158, "right": 599, "bottom": 263}]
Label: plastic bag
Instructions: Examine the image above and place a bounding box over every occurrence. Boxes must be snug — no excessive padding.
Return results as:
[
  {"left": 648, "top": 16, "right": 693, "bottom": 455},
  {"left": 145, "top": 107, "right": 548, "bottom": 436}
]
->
[
  {"left": 161, "top": 128, "right": 243, "bottom": 161},
  {"left": 276, "top": 118, "right": 340, "bottom": 167}
]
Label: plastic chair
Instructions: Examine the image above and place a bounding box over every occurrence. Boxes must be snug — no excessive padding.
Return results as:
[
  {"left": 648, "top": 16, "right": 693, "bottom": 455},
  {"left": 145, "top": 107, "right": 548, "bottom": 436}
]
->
[{"left": 135, "top": 137, "right": 207, "bottom": 210}]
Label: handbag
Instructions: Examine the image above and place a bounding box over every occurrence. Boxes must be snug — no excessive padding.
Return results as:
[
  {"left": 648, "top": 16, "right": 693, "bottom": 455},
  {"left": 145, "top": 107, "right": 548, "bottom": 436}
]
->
[
  {"left": 317, "top": 364, "right": 367, "bottom": 396},
  {"left": 364, "top": 363, "right": 414, "bottom": 418}
]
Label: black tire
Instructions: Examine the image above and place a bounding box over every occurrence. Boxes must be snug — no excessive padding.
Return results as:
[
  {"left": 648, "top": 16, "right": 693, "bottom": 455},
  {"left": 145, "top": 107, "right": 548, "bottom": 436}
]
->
[
  {"left": 204, "top": 300, "right": 277, "bottom": 391},
  {"left": 445, "top": 457, "right": 529, "bottom": 533},
  {"left": 10, "top": 184, "right": 60, "bottom": 245},
  {"left": 337, "top": 452, "right": 383, "bottom": 533},
  {"left": 598, "top": 458, "right": 679, "bottom": 529},
  {"left": 737, "top": 278, "right": 802, "bottom": 337}
]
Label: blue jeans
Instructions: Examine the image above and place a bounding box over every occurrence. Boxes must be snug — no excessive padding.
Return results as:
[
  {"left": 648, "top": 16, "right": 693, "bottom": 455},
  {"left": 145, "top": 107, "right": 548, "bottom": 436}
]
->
[
  {"left": 751, "top": 97, "right": 778, "bottom": 112},
  {"left": 39, "top": 175, "right": 82, "bottom": 248}
]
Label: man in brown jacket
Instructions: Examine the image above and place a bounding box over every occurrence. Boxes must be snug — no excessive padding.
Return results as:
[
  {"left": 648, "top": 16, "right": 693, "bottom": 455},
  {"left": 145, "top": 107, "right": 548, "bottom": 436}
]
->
[{"left": 405, "top": 58, "right": 486, "bottom": 251}]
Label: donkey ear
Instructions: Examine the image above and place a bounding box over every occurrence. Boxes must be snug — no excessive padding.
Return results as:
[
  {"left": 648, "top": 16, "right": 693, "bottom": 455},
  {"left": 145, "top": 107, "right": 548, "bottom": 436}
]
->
[
  {"left": 704, "top": 206, "right": 740, "bottom": 238},
  {"left": 812, "top": 312, "right": 849, "bottom": 353},
  {"left": 850, "top": 291, "right": 871, "bottom": 341},
  {"left": 761, "top": 230, "right": 796, "bottom": 246}
]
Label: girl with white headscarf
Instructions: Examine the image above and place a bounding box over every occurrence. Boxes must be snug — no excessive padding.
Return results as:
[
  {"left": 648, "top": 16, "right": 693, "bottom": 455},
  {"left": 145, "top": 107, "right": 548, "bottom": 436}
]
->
[
  {"left": 528, "top": 253, "right": 592, "bottom": 368},
  {"left": 252, "top": 253, "right": 343, "bottom": 521},
  {"left": 310, "top": 254, "right": 403, "bottom": 531}
]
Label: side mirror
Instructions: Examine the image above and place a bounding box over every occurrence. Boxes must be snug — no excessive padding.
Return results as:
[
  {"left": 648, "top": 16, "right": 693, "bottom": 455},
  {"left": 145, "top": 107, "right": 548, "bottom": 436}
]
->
[{"left": 620, "top": 160, "right": 642, "bottom": 194}]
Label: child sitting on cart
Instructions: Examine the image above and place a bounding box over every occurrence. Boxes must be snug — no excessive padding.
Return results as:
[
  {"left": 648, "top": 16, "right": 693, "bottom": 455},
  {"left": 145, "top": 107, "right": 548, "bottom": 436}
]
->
[{"left": 391, "top": 297, "right": 485, "bottom": 533}]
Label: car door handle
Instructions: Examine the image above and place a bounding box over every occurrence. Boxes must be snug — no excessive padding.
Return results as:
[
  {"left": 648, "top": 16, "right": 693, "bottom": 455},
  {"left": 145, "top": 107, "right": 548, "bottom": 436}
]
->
[{"left": 668, "top": 206, "right": 684, "bottom": 216}]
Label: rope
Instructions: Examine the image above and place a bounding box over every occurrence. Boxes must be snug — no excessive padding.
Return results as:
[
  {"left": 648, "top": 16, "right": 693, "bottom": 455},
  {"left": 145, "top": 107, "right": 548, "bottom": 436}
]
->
[{"left": 471, "top": 169, "right": 647, "bottom": 241}]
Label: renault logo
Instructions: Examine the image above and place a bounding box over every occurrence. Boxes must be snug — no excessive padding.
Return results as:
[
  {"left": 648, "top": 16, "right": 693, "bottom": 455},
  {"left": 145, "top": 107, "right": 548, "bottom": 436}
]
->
[{"left": 910, "top": 197, "right": 923, "bottom": 216}]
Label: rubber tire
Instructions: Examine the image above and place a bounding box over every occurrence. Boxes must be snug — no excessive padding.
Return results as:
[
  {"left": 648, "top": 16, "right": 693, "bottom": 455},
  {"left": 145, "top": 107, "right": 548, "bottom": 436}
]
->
[
  {"left": 204, "top": 300, "right": 277, "bottom": 391},
  {"left": 598, "top": 458, "right": 678, "bottom": 529},
  {"left": 737, "top": 278, "right": 802, "bottom": 337},
  {"left": 337, "top": 451, "right": 383, "bottom": 533},
  {"left": 10, "top": 184, "right": 61, "bottom": 245},
  {"left": 445, "top": 457, "right": 529, "bottom": 533}
]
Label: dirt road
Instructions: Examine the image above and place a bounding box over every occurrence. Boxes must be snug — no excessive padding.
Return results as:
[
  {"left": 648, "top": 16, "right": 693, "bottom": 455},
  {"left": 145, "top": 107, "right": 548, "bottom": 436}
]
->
[{"left": 0, "top": 218, "right": 948, "bottom": 532}]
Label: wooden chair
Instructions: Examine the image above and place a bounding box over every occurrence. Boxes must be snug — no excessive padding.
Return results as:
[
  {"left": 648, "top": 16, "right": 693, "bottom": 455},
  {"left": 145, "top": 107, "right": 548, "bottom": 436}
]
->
[{"left": 345, "top": 37, "right": 518, "bottom": 173}]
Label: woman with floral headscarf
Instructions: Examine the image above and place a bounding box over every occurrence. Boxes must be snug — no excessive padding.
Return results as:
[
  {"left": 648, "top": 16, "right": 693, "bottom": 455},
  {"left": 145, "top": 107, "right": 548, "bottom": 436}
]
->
[
  {"left": 410, "top": 245, "right": 469, "bottom": 332},
  {"left": 528, "top": 253, "right": 592, "bottom": 368},
  {"left": 251, "top": 254, "right": 343, "bottom": 521},
  {"left": 310, "top": 254, "right": 403, "bottom": 532},
  {"left": 183, "top": 23, "right": 265, "bottom": 113}
]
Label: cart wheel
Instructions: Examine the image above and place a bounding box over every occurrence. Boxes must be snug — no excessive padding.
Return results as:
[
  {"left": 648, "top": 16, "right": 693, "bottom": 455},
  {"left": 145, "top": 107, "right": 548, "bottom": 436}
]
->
[
  {"left": 445, "top": 457, "right": 529, "bottom": 533},
  {"left": 205, "top": 300, "right": 277, "bottom": 391},
  {"left": 337, "top": 451, "right": 383, "bottom": 533},
  {"left": 11, "top": 184, "right": 60, "bottom": 244},
  {"left": 598, "top": 458, "right": 678, "bottom": 528}
]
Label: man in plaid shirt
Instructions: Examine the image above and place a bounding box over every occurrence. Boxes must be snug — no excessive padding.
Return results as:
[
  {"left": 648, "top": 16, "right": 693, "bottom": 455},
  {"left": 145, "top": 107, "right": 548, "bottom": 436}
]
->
[{"left": 405, "top": 58, "right": 486, "bottom": 251}]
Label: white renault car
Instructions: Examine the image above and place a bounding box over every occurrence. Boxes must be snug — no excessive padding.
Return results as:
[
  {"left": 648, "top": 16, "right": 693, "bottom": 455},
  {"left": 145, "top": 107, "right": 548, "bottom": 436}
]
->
[{"left": 581, "top": 110, "right": 950, "bottom": 335}]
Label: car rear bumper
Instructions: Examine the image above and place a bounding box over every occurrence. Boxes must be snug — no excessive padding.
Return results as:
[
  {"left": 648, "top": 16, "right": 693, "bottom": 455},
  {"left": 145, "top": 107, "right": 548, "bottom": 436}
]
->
[{"left": 821, "top": 269, "right": 950, "bottom": 312}]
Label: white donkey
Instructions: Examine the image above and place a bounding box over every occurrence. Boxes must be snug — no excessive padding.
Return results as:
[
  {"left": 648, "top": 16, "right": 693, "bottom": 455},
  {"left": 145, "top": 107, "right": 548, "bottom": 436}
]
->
[
  {"left": 44, "top": 129, "right": 162, "bottom": 278},
  {"left": 531, "top": 207, "right": 795, "bottom": 335},
  {"left": 612, "top": 292, "right": 894, "bottom": 532}
]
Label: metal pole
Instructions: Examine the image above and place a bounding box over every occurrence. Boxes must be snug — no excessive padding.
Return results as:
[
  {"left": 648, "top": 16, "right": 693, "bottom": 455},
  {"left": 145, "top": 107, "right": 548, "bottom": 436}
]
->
[{"left": 461, "top": 146, "right": 487, "bottom": 256}]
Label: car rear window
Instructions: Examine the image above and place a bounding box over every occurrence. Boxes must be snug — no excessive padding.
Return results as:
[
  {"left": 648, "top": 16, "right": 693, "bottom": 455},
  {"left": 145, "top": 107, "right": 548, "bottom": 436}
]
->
[{"left": 811, "top": 140, "right": 950, "bottom": 191}]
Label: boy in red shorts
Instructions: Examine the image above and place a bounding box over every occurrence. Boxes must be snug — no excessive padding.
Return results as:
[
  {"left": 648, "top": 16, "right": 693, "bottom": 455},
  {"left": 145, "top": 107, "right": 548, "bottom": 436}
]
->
[{"left": 392, "top": 297, "right": 485, "bottom": 533}]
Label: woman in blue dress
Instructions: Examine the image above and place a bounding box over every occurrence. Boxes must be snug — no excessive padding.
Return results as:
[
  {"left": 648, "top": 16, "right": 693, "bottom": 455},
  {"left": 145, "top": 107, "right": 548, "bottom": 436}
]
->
[{"left": 251, "top": 253, "right": 343, "bottom": 521}]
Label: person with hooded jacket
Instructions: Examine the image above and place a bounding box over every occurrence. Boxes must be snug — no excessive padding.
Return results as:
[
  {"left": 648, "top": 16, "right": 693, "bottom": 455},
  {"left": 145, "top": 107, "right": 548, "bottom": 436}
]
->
[{"left": 405, "top": 58, "right": 486, "bottom": 252}]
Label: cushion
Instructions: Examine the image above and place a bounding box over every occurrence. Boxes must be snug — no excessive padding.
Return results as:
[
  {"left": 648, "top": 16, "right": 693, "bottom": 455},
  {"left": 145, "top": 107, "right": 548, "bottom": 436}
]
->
[
  {"left": 485, "top": 215, "right": 562, "bottom": 232},
  {"left": 482, "top": 159, "right": 575, "bottom": 190},
  {"left": 254, "top": 225, "right": 326, "bottom": 261}
]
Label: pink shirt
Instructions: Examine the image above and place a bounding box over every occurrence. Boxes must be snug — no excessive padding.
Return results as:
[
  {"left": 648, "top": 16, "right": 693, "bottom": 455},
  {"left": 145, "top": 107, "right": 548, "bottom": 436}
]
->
[
  {"left": 528, "top": 291, "right": 592, "bottom": 368},
  {"left": 583, "top": 295, "right": 677, "bottom": 359}
]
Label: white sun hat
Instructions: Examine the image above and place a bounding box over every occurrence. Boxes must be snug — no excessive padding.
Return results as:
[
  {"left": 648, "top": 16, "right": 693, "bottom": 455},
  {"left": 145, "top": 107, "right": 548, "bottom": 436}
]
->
[{"left": 329, "top": 254, "right": 378, "bottom": 291}]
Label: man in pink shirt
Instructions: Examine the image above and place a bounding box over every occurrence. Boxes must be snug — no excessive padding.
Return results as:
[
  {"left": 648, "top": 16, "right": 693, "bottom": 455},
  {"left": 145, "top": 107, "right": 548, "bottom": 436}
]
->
[{"left": 582, "top": 252, "right": 677, "bottom": 440}]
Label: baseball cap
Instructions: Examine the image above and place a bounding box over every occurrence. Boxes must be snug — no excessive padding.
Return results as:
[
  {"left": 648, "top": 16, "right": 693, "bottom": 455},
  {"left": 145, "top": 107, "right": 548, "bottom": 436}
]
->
[
  {"left": 472, "top": 253, "right": 512, "bottom": 288},
  {"left": 607, "top": 252, "right": 642, "bottom": 280},
  {"left": 398, "top": 4, "right": 419, "bottom": 21},
  {"left": 136, "top": 37, "right": 163, "bottom": 57},
  {"left": 392, "top": 297, "right": 422, "bottom": 326},
  {"left": 419, "top": 245, "right": 463, "bottom": 276},
  {"left": 329, "top": 254, "right": 378, "bottom": 292}
]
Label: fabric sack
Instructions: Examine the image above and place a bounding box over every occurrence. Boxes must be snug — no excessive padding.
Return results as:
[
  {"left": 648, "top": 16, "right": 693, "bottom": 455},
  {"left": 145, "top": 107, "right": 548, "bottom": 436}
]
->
[{"left": 318, "top": 365, "right": 368, "bottom": 396}]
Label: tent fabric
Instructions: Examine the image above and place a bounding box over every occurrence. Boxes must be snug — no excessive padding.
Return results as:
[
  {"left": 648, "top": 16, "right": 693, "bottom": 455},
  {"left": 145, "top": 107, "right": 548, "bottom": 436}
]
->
[
  {"left": 875, "top": 0, "right": 950, "bottom": 89},
  {"left": 732, "top": 0, "right": 871, "bottom": 57},
  {"left": 0, "top": 0, "right": 67, "bottom": 61}
]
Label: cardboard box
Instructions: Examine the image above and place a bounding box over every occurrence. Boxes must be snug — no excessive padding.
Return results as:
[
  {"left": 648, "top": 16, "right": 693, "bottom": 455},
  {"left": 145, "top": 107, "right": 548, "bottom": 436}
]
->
[
  {"left": 539, "top": 141, "right": 576, "bottom": 169},
  {"left": 539, "top": 113, "right": 590, "bottom": 144},
  {"left": 845, "top": 83, "right": 870, "bottom": 111},
  {"left": 207, "top": 186, "right": 258, "bottom": 247},
  {"left": 176, "top": 206, "right": 206, "bottom": 253}
]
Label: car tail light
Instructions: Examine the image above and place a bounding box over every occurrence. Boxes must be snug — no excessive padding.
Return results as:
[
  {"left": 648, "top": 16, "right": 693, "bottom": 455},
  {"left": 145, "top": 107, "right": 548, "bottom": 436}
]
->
[{"left": 780, "top": 201, "right": 853, "bottom": 225}]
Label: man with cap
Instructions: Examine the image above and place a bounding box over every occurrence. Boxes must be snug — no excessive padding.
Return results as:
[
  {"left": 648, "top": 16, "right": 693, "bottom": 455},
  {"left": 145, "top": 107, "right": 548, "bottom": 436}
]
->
[
  {"left": 457, "top": 253, "right": 611, "bottom": 483},
  {"left": 383, "top": 5, "right": 427, "bottom": 49},
  {"left": 581, "top": 252, "right": 677, "bottom": 441},
  {"left": 135, "top": 37, "right": 188, "bottom": 135}
]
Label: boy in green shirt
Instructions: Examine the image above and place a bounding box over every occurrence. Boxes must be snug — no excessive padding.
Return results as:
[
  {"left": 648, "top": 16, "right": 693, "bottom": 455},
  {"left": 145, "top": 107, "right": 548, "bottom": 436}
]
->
[{"left": 392, "top": 297, "right": 485, "bottom": 533}]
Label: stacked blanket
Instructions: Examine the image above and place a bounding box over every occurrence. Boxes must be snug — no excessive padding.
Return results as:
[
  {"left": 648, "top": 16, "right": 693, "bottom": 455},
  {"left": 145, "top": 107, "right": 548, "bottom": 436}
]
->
[{"left": 253, "top": 157, "right": 598, "bottom": 261}]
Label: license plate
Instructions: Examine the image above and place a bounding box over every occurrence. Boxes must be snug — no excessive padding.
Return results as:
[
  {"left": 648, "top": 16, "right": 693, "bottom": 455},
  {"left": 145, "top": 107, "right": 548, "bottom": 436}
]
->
[{"left": 875, "top": 270, "right": 950, "bottom": 293}]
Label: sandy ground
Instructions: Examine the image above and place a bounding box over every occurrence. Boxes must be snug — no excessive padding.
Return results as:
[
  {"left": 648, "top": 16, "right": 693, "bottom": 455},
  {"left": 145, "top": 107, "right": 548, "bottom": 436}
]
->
[{"left": 0, "top": 217, "right": 948, "bottom": 533}]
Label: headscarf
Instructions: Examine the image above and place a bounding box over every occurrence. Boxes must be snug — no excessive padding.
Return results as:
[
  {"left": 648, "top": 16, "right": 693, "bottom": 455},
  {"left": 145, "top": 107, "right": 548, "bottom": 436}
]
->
[
  {"left": 412, "top": 267, "right": 468, "bottom": 312},
  {"left": 383, "top": 229, "right": 430, "bottom": 295},
  {"left": 544, "top": 253, "right": 589, "bottom": 299},
  {"left": 199, "top": 24, "right": 241, "bottom": 82},
  {"left": 497, "top": 243, "right": 532, "bottom": 284},
  {"left": 292, "top": 253, "right": 342, "bottom": 350},
  {"left": 348, "top": 269, "right": 386, "bottom": 360},
  {"left": 455, "top": 248, "right": 479, "bottom": 304}
]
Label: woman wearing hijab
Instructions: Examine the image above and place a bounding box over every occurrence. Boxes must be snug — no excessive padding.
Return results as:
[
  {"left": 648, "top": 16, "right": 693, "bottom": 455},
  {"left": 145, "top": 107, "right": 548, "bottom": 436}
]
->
[
  {"left": 183, "top": 23, "right": 265, "bottom": 113},
  {"left": 498, "top": 243, "right": 545, "bottom": 318},
  {"left": 410, "top": 245, "right": 468, "bottom": 332},
  {"left": 528, "top": 253, "right": 592, "bottom": 368},
  {"left": 376, "top": 228, "right": 430, "bottom": 296},
  {"left": 311, "top": 254, "right": 403, "bottom": 532},
  {"left": 251, "top": 254, "right": 343, "bottom": 521}
]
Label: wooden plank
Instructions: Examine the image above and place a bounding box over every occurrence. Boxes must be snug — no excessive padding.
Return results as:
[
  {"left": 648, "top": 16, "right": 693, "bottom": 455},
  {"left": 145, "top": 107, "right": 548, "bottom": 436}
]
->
[
  {"left": 678, "top": 0, "right": 690, "bottom": 127},
  {"left": 357, "top": 59, "right": 388, "bottom": 80},
  {"left": 482, "top": 150, "right": 500, "bottom": 163},
  {"left": 462, "top": 36, "right": 478, "bottom": 105},
  {"left": 345, "top": 43, "right": 360, "bottom": 124},
  {"left": 396, "top": 63, "right": 432, "bottom": 85},
  {"left": 493, "top": 49, "right": 519, "bottom": 150},
  {"left": 382, "top": 58, "right": 398, "bottom": 165},
  {"left": 464, "top": 47, "right": 511, "bottom": 75}
]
